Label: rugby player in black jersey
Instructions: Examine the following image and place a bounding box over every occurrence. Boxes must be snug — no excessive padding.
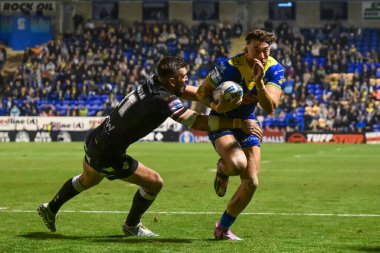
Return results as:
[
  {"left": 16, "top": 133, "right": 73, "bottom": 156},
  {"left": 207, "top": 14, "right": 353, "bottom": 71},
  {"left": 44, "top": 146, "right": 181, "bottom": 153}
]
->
[{"left": 37, "top": 56, "right": 262, "bottom": 237}]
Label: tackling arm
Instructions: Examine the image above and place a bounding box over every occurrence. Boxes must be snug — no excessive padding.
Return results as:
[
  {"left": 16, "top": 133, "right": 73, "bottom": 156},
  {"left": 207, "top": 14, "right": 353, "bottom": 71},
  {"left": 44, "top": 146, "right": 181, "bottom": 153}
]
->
[
  {"left": 180, "top": 85, "right": 199, "bottom": 101},
  {"left": 196, "top": 78, "right": 215, "bottom": 108},
  {"left": 174, "top": 108, "right": 262, "bottom": 138}
]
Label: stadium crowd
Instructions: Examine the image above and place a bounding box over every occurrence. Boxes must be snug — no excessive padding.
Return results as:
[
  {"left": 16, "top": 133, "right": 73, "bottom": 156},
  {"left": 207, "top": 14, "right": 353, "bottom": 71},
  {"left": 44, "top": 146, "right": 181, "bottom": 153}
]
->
[
  {"left": 257, "top": 21, "right": 380, "bottom": 132},
  {"left": 0, "top": 19, "right": 379, "bottom": 132}
]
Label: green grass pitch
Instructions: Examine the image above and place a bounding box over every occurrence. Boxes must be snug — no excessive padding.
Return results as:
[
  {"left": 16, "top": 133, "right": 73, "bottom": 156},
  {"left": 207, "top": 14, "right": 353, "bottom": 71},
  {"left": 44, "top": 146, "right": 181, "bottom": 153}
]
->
[{"left": 0, "top": 142, "right": 379, "bottom": 253}]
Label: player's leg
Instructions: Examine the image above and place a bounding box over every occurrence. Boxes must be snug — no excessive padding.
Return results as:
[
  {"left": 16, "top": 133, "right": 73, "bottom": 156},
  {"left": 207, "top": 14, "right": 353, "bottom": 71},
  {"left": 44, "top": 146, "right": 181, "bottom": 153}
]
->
[
  {"left": 214, "top": 146, "right": 260, "bottom": 240},
  {"left": 212, "top": 134, "right": 247, "bottom": 197},
  {"left": 212, "top": 134, "right": 248, "bottom": 240},
  {"left": 37, "top": 159, "right": 104, "bottom": 232},
  {"left": 214, "top": 134, "right": 247, "bottom": 176},
  {"left": 121, "top": 160, "right": 163, "bottom": 237},
  {"left": 214, "top": 131, "right": 260, "bottom": 240},
  {"left": 226, "top": 145, "right": 261, "bottom": 216}
]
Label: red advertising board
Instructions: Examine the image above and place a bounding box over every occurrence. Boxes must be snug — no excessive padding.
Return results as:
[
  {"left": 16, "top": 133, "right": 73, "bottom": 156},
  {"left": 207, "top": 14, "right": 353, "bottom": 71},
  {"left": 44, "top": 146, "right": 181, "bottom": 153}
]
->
[{"left": 286, "top": 132, "right": 365, "bottom": 144}]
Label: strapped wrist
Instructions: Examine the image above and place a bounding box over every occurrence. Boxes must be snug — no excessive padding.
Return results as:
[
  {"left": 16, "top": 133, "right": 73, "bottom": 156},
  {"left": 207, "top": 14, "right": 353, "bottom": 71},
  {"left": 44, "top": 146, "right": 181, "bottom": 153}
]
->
[
  {"left": 210, "top": 101, "right": 218, "bottom": 111},
  {"left": 208, "top": 116, "right": 220, "bottom": 131}
]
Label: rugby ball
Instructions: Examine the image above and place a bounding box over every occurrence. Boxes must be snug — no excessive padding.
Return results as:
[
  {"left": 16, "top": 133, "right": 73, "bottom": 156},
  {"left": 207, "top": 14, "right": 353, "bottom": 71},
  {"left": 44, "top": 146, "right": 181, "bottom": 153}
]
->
[{"left": 213, "top": 81, "right": 243, "bottom": 103}]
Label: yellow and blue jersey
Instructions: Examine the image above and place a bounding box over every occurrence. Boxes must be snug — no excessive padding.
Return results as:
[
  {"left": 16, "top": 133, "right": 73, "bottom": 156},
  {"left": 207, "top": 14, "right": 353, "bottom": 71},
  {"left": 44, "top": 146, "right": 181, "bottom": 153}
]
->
[{"left": 207, "top": 53, "right": 285, "bottom": 119}]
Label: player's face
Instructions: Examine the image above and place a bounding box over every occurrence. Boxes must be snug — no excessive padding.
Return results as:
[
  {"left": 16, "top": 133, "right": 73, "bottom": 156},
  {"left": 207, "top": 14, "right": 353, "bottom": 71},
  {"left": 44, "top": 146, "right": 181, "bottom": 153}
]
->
[
  {"left": 245, "top": 40, "right": 271, "bottom": 66},
  {"left": 172, "top": 67, "right": 188, "bottom": 96}
]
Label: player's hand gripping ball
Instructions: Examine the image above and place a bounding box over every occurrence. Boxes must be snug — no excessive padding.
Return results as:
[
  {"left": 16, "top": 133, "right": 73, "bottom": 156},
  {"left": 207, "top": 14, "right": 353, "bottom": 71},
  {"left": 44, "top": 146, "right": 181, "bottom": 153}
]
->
[{"left": 213, "top": 81, "right": 243, "bottom": 103}]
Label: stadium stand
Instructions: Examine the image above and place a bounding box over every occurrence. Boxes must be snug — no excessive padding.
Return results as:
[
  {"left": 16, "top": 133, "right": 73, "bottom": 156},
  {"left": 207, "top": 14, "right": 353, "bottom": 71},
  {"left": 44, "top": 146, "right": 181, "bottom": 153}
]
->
[{"left": 0, "top": 20, "right": 379, "bottom": 132}]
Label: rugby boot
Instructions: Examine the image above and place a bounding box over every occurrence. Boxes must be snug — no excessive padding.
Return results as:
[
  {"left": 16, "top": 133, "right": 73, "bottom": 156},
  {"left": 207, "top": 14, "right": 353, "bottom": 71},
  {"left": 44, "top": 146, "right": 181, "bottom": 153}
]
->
[
  {"left": 122, "top": 221, "right": 159, "bottom": 237},
  {"left": 214, "top": 160, "right": 229, "bottom": 197},
  {"left": 37, "top": 203, "right": 57, "bottom": 232},
  {"left": 214, "top": 222, "right": 242, "bottom": 241}
]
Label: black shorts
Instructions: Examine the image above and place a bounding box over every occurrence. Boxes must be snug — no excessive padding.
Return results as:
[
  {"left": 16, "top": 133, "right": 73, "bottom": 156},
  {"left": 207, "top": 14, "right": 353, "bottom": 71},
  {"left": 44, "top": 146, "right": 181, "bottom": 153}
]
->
[{"left": 84, "top": 131, "right": 138, "bottom": 180}]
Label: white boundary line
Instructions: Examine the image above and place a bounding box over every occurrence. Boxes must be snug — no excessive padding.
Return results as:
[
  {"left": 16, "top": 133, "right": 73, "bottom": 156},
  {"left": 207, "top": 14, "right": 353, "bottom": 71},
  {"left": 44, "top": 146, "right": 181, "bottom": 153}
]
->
[{"left": 0, "top": 209, "right": 379, "bottom": 217}]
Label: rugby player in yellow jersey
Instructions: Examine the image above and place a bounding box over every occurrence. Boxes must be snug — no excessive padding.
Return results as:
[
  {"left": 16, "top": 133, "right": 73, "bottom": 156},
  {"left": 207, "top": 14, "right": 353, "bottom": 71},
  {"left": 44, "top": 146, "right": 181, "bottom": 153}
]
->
[{"left": 196, "top": 30, "right": 285, "bottom": 240}]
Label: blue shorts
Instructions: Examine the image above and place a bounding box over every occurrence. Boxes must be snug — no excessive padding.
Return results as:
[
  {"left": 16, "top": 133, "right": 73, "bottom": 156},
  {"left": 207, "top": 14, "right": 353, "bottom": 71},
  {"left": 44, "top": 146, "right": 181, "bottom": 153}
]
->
[{"left": 208, "top": 129, "right": 261, "bottom": 148}]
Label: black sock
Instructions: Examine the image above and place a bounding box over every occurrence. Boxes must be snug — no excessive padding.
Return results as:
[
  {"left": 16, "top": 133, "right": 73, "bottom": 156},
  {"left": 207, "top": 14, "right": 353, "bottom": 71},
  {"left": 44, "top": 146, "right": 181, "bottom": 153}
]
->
[
  {"left": 126, "top": 189, "right": 155, "bottom": 226},
  {"left": 48, "top": 178, "right": 81, "bottom": 214}
]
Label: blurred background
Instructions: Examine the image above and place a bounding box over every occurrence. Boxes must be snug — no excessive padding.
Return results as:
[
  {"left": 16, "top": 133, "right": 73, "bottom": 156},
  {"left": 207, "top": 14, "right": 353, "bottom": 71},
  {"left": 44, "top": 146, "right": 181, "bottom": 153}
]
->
[{"left": 0, "top": 0, "right": 379, "bottom": 143}]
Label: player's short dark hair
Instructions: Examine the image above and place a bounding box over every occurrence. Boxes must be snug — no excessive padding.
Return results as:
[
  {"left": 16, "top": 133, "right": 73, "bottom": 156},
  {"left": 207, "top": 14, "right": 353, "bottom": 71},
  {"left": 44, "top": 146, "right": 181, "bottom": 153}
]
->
[
  {"left": 157, "top": 57, "right": 188, "bottom": 79},
  {"left": 245, "top": 30, "right": 276, "bottom": 45}
]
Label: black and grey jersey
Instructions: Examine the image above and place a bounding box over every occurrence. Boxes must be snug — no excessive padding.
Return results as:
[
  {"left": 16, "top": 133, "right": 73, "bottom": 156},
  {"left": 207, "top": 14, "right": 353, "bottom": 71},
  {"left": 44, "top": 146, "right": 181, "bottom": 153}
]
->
[{"left": 92, "top": 75, "right": 186, "bottom": 154}]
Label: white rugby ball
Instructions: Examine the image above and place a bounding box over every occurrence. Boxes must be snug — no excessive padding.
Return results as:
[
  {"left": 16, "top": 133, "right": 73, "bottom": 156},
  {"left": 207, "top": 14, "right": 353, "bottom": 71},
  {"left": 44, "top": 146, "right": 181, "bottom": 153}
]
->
[{"left": 213, "top": 81, "right": 243, "bottom": 103}]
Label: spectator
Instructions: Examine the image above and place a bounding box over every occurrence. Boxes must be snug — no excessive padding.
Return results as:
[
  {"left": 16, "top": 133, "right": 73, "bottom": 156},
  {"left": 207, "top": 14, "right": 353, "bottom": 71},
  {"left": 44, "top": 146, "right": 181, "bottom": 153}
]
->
[
  {"left": 0, "top": 46, "right": 6, "bottom": 69},
  {"left": 10, "top": 104, "right": 21, "bottom": 116},
  {"left": 0, "top": 21, "right": 378, "bottom": 133},
  {"left": 78, "top": 105, "right": 88, "bottom": 116}
]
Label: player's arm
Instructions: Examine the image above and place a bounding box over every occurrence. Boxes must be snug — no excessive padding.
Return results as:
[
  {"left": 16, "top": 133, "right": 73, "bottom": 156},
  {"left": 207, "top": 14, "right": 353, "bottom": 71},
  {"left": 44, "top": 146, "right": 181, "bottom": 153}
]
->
[
  {"left": 253, "top": 59, "right": 283, "bottom": 114},
  {"left": 173, "top": 108, "right": 262, "bottom": 138},
  {"left": 180, "top": 85, "right": 199, "bottom": 101},
  {"left": 196, "top": 78, "right": 215, "bottom": 107},
  {"left": 256, "top": 81, "right": 282, "bottom": 114},
  {"left": 196, "top": 78, "right": 241, "bottom": 113}
]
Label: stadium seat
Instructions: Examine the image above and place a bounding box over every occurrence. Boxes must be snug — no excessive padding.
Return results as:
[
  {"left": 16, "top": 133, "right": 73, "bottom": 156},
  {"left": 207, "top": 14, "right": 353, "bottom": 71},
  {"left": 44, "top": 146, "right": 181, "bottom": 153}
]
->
[
  {"left": 263, "top": 117, "right": 272, "bottom": 128},
  {"left": 59, "top": 109, "right": 67, "bottom": 115},
  {"left": 87, "top": 110, "right": 96, "bottom": 116},
  {"left": 372, "top": 124, "right": 380, "bottom": 132}
]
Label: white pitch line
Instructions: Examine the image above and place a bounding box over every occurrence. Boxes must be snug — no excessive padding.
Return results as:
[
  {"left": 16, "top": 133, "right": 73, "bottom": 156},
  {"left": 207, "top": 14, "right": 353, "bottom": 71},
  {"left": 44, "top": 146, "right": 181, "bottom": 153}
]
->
[{"left": 0, "top": 209, "right": 379, "bottom": 217}]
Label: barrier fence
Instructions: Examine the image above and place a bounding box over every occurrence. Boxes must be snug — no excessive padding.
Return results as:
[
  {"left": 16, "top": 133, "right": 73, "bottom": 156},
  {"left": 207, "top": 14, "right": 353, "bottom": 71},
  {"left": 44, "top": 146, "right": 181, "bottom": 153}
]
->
[{"left": 0, "top": 117, "right": 379, "bottom": 144}]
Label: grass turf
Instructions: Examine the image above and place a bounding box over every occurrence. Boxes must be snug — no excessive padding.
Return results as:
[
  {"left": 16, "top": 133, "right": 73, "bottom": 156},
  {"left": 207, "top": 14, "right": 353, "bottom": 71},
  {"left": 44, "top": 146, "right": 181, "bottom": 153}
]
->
[{"left": 0, "top": 142, "right": 379, "bottom": 252}]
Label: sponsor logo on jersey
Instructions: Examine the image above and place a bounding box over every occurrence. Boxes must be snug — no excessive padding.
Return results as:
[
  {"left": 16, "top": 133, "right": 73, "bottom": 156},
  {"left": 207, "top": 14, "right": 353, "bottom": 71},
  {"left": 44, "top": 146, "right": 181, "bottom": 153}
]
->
[
  {"left": 210, "top": 67, "right": 222, "bottom": 84},
  {"left": 274, "top": 69, "right": 284, "bottom": 75},
  {"left": 137, "top": 86, "right": 146, "bottom": 99},
  {"left": 168, "top": 99, "right": 183, "bottom": 112},
  {"left": 218, "top": 62, "right": 227, "bottom": 74}
]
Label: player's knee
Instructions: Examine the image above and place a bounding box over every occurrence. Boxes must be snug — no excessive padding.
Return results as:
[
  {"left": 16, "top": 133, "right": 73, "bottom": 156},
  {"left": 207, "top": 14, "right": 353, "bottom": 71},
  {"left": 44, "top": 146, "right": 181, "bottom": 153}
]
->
[
  {"left": 150, "top": 172, "right": 164, "bottom": 194},
  {"left": 230, "top": 156, "right": 247, "bottom": 174},
  {"left": 79, "top": 174, "right": 100, "bottom": 189},
  {"left": 247, "top": 176, "right": 259, "bottom": 191}
]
